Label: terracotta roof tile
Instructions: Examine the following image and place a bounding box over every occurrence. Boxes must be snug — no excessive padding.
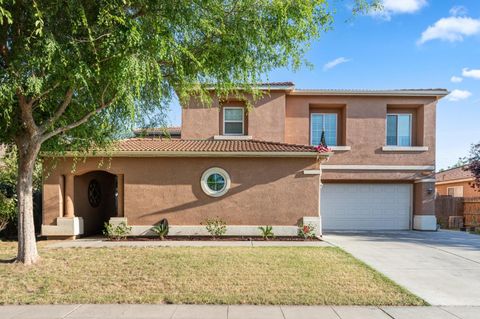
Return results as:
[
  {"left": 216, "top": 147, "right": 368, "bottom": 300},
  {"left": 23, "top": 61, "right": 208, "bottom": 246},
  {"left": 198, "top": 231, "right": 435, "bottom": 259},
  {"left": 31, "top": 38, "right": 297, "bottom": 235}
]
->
[
  {"left": 436, "top": 166, "right": 473, "bottom": 182},
  {"left": 133, "top": 127, "right": 181, "bottom": 137},
  {"left": 258, "top": 81, "right": 295, "bottom": 87},
  {"left": 114, "top": 138, "right": 320, "bottom": 153}
]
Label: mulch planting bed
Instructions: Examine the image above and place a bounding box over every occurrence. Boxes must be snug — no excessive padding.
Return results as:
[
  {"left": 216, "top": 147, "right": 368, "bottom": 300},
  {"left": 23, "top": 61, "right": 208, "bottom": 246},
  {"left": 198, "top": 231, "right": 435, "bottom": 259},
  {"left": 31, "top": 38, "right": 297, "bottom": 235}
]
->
[{"left": 114, "top": 236, "right": 321, "bottom": 242}]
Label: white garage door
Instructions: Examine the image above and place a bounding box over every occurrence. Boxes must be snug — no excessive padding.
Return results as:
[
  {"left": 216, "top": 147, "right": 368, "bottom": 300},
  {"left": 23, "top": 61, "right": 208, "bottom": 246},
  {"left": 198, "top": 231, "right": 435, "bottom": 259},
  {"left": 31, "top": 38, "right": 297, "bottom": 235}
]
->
[{"left": 321, "top": 184, "right": 412, "bottom": 230}]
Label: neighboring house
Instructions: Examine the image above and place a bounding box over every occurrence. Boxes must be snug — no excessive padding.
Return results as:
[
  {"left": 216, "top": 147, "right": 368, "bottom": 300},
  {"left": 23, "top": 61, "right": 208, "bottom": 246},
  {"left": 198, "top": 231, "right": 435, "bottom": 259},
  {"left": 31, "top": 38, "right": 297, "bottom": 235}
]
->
[
  {"left": 436, "top": 166, "right": 479, "bottom": 198},
  {"left": 133, "top": 126, "right": 181, "bottom": 139},
  {"left": 41, "top": 83, "right": 448, "bottom": 239}
]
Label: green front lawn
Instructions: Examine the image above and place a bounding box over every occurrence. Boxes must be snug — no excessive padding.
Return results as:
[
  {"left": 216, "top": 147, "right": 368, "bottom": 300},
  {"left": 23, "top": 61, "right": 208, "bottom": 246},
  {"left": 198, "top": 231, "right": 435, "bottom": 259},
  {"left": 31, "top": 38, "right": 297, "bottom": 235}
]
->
[{"left": 0, "top": 242, "right": 424, "bottom": 305}]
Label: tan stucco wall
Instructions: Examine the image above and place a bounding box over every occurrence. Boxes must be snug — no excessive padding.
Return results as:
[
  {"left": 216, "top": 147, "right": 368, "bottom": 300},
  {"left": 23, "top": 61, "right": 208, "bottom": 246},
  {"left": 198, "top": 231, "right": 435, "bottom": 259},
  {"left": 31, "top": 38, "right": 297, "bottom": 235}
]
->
[
  {"left": 414, "top": 182, "right": 435, "bottom": 216},
  {"left": 285, "top": 95, "right": 436, "bottom": 165},
  {"left": 43, "top": 156, "right": 320, "bottom": 227},
  {"left": 182, "top": 93, "right": 437, "bottom": 181},
  {"left": 182, "top": 92, "right": 286, "bottom": 142},
  {"left": 436, "top": 180, "right": 480, "bottom": 197},
  {"left": 284, "top": 95, "right": 437, "bottom": 182}
]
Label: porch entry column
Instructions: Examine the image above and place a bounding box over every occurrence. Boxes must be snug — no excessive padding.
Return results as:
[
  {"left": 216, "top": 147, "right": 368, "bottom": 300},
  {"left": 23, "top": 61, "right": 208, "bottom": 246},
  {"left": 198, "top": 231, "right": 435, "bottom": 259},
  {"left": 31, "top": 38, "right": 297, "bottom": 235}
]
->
[
  {"left": 117, "top": 174, "right": 124, "bottom": 217},
  {"left": 109, "top": 174, "right": 127, "bottom": 229},
  {"left": 41, "top": 173, "right": 84, "bottom": 239},
  {"left": 64, "top": 174, "right": 75, "bottom": 218}
]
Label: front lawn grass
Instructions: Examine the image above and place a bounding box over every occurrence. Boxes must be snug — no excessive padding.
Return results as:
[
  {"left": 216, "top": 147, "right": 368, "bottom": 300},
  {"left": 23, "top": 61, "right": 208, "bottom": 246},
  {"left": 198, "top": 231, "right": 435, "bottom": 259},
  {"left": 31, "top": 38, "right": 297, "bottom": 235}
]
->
[{"left": 0, "top": 242, "right": 425, "bottom": 305}]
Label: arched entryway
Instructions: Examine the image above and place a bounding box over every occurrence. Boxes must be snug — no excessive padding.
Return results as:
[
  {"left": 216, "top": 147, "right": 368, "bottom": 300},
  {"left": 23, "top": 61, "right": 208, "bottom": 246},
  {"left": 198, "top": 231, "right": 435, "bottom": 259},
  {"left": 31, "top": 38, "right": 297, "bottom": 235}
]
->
[{"left": 74, "top": 171, "right": 118, "bottom": 235}]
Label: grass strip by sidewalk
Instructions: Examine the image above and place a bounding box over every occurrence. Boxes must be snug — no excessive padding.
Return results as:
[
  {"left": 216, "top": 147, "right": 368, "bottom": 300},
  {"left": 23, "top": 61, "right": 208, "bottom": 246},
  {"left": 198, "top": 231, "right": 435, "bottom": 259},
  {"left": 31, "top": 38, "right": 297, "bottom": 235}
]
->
[{"left": 0, "top": 242, "right": 424, "bottom": 305}]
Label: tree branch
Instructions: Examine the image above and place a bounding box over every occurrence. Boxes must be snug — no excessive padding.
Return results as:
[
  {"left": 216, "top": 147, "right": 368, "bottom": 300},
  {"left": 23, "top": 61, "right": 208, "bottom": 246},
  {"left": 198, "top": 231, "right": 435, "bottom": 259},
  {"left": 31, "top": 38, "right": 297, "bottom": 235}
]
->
[
  {"left": 31, "top": 82, "right": 61, "bottom": 106},
  {"left": 38, "top": 87, "right": 73, "bottom": 133},
  {"left": 40, "top": 96, "right": 117, "bottom": 142},
  {"left": 70, "top": 33, "right": 111, "bottom": 43},
  {"left": 16, "top": 89, "right": 39, "bottom": 137}
]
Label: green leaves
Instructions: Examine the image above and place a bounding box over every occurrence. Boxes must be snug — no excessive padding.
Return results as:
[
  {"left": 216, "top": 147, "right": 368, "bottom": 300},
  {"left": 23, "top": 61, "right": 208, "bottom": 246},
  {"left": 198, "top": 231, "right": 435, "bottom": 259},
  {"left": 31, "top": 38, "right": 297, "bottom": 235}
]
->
[
  {"left": 0, "top": 0, "right": 12, "bottom": 24},
  {"left": 0, "top": 0, "right": 376, "bottom": 150}
]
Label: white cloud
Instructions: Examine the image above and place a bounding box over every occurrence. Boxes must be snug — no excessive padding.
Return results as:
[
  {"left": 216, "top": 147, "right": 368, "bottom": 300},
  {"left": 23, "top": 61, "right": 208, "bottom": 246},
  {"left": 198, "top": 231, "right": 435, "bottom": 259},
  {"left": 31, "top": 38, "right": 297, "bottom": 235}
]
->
[
  {"left": 447, "top": 89, "right": 472, "bottom": 101},
  {"left": 449, "top": 5, "right": 468, "bottom": 17},
  {"left": 418, "top": 16, "right": 480, "bottom": 44},
  {"left": 450, "top": 76, "right": 463, "bottom": 83},
  {"left": 462, "top": 68, "right": 480, "bottom": 79},
  {"left": 372, "top": 0, "right": 427, "bottom": 20},
  {"left": 383, "top": 0, "right": 427, "bottom": 14},
  {"left": 323, "top": 57, "right": 350, "bottom": 71}
]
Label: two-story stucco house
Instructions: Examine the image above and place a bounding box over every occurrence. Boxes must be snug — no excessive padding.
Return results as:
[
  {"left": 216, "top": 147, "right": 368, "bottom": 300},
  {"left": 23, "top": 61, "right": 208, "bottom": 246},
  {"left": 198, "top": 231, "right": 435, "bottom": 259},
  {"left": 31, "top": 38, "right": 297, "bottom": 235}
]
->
[{"left": 41, "top": 82, "right": 448, "bottom": 239}]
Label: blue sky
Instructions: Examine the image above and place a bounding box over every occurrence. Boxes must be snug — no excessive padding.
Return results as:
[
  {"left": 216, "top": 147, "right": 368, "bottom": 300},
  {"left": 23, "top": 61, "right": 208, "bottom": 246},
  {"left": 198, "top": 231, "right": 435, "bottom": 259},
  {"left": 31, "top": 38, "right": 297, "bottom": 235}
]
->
[{"left": 165, "top": 1, "right": 480, "bottom": 170}]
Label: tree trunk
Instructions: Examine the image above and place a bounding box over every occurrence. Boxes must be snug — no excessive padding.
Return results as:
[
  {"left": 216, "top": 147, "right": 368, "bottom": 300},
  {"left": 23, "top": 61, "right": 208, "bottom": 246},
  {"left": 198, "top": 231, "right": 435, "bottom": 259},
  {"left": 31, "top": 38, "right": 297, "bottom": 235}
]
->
[{"left": 15, "top": 137, "right": 41, "bottom": 265}]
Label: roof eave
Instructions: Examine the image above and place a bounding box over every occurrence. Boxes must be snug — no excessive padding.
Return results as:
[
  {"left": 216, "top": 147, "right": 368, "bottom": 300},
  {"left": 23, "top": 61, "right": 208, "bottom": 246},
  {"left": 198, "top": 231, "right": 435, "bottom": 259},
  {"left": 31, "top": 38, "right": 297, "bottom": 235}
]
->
[
  {"left": 289, "top": 90, "right": 449, "bottom": 98},
  {"left": 205, "top": 85, "right": 295, "bottom": 92},
  {"left": 41, "top": 150, "right": 332, "bottom": 158}
]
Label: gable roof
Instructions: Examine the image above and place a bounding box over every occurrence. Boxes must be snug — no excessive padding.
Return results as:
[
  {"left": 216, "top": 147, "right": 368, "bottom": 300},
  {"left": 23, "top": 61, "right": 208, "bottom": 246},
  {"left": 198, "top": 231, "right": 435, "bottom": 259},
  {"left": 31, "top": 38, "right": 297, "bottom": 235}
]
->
[{"left": 436, "top": 166, "right": 473, "bottom": 183}]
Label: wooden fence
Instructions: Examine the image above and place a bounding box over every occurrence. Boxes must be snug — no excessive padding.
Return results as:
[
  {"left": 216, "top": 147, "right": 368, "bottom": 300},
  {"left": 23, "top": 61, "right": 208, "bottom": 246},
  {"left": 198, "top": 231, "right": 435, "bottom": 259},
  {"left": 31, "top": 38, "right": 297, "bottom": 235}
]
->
[
  {"left": 464, "top": 197, "right": 480, "bottom": 227},
  {"left": 435, "top": 196, "right": 480, "bottom": 228}
]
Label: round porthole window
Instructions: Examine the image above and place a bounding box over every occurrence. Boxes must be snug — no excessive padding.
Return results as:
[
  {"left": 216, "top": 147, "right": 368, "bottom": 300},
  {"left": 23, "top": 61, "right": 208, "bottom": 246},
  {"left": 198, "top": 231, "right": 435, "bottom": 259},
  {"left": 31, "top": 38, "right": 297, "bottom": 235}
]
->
[
  {"left": 88, "top": 179, "right": 102, "bottom": 207},
  {"left": 201, "top": 167, "right": 231, "bottom": 197}
]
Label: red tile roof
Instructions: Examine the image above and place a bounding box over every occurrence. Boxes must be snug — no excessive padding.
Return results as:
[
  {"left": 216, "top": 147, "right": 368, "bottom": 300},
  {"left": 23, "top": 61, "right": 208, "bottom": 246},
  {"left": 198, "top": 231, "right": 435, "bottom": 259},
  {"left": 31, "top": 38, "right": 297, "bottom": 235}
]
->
[
  {"left": 133, "top": 127, "right": 181, "bottom": 137},
  {"left": 258, "top": 82, "right": 295, "bottom": 87},
  {"left": 436, "top": 166, "right": 473, "bottom": 182},
  {"left": 114, "top": 138, "right": 321, "bottom": 154}
]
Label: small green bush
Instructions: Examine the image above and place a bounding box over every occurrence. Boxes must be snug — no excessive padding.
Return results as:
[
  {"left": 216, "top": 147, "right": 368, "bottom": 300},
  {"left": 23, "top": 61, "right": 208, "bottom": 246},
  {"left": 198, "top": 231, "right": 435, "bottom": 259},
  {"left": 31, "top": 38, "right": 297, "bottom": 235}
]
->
[
  {"left": 151, "top": 219, "right": 169, "bottom": 240},
  {"left": 0, "top": 193, "right": 16, "bottom": 233},
  {"left": 258, "top": 225, "right": 274, "bottom": 240},
  {"left": 103, "top": 222, "right": 131, "bottom": 240},
  {"left": 298, "top": 223, "right": 316, "bottom": 240},
  {"left": 202, "top": 217, "right": 227, "bottom": 238}
]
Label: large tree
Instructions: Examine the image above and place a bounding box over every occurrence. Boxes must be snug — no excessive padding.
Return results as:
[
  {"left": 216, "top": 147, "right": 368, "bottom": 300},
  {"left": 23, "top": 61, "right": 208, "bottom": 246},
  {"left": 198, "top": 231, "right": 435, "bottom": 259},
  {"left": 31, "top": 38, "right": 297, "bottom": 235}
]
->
[
  {"left": 465, "top": 143, "right": 480, "bottom": 189},
  {"left": 0, "top": 0, "right": 376, "bottom": 265}
]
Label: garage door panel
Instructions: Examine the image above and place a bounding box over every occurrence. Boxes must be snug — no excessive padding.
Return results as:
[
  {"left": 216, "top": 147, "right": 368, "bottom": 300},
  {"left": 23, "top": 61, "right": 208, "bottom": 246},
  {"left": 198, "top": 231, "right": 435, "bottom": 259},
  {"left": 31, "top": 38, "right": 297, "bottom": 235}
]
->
[{"left": 321, "top": 184, "right": 411, "bottom": 230}]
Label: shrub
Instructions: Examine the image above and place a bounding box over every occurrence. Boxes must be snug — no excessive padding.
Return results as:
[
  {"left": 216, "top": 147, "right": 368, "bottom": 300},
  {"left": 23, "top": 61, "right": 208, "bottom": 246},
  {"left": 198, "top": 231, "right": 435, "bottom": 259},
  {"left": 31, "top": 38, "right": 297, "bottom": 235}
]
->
[
  {"left": 0, "top": 146, "right": 42, "bottom": 236},
  {"left": 202, "top": 217, "right": 227, "bottom": 238},
  {"left": 151, "top": 219, "right": 169, "bottom": 240},
  {"left": 103, "top": 222, "right": 131, "bottom": 240},
  {"left": 0, "top": 193, "right": 16, "bottom": 233},
  {"left": 258, "top": 225, "right": 274, "bottom": 240},
  {"left": 298, "top": 223, "right": 316, "bottom": 240}
]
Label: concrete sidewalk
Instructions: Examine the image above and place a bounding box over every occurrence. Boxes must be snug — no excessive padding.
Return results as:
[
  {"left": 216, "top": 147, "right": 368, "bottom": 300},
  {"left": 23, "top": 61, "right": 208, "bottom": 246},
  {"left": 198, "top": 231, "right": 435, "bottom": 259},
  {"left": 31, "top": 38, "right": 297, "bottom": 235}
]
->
[{"left": 0, "top": 304, "right": 478, "bottom": 319}]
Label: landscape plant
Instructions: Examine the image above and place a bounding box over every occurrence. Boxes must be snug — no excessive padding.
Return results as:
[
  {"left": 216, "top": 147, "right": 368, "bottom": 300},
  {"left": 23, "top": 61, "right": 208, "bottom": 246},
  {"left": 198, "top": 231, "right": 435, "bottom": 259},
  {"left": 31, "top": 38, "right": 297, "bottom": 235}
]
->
[
  {"left": 103, "top": 222, "right": 132, "bottom": 241},
  {"left": 0, "top": 146, "right": 42, "bottom": 236},
  {"left": 298, "top": 223, "right": 316, "bottom": 240},
  {"left": 0, "top": 193, "right": 16, "bottom": 233},
  {"left": 151, "top": 219, "right": 169, "bottom": 240},
  {"left": 202, "top": 217, "right": 227, "bottom": 238},
  {"left": 258, "top": 225, "right": 275, "bottom": 240},
  {"left": 0, "top": 0, "right": 378, "bottom": 264},
  {"left": 464, "top": 143, "right": 480, "bottom": 190}
]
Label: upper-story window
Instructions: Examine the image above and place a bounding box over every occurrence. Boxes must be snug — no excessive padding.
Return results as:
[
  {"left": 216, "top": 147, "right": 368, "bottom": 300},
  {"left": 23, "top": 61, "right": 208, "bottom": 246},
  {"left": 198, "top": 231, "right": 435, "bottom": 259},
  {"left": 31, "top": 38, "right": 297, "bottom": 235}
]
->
[
  {"left": 386, "top": 114, "right": 411, "bottom": 146},
  {"left": 310, "top": 113, "right": 337, "bottom": 146},
  {"left": 223, "top": 107, "right": 244, "bottom": 135},
  {"left": 447, "top": 186, "right": 463, "bottom": 197}
]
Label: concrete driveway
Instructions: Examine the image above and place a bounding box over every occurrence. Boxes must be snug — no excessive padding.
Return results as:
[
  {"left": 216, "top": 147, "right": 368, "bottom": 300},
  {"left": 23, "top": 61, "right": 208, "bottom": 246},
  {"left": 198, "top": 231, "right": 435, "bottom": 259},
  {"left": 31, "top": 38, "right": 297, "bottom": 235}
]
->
[{"left": 323, "top": 230, "right": 480, "bottom": 306}]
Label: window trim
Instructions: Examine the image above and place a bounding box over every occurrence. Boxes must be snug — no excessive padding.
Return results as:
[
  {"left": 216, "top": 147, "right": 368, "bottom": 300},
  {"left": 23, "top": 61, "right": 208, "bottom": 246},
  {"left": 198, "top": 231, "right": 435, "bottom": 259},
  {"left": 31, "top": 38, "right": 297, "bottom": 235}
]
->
[
  {"left": 200, "top": 167, "right": 231, "bottom": 197},
  {"left": 447, "top": 186, "right": 463, "bottom": 198},
  {"left": 386, "top": 113, "right": 412, "bottom": 147},
  {"left": 223, "top": 106, "right": 244, "bottom": 136},
  {"left": 310, "top": 112, "right": 338, "bottom": 146}
]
